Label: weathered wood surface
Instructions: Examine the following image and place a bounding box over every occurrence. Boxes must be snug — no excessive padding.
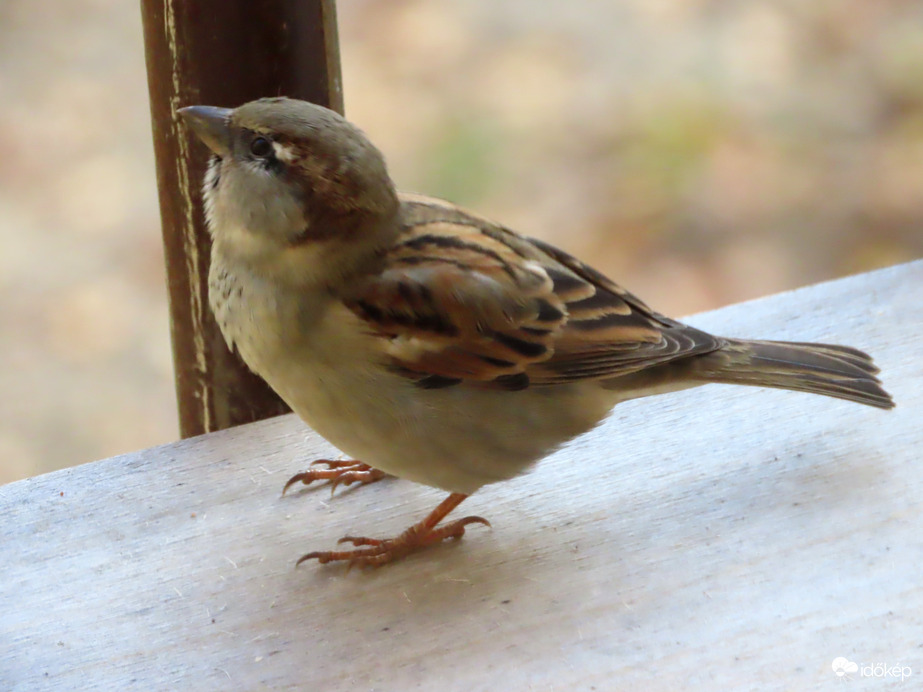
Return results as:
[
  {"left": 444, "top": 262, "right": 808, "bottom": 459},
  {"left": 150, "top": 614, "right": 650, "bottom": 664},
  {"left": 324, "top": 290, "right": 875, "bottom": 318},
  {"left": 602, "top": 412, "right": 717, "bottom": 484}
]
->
[{"left": 2, "top": 261, "right": 920, "bottom": 691}]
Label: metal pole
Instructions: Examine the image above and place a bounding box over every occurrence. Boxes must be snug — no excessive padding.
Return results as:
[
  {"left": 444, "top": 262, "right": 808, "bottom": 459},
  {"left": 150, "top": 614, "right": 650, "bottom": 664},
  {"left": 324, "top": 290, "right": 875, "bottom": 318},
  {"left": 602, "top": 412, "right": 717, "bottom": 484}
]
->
[{"left": 140, "top": 0, "right": 343, "bottom": 436}]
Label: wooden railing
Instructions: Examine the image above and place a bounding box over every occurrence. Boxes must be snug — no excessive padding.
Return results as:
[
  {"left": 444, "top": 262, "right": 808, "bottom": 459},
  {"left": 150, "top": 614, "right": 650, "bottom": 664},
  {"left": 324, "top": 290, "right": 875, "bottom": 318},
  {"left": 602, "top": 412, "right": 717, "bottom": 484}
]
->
[{"left": 2, "top": 261, "right": 918, "bottom": 690}]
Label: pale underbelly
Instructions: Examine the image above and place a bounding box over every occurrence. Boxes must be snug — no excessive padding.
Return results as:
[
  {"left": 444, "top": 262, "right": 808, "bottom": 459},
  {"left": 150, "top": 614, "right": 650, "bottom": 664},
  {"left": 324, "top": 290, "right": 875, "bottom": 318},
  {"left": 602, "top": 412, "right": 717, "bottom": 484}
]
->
[
  {"left": 266, "top": 362, "right": 618, "bottom": 495},
  {"left": 222, "top": 292, "right": 620, "bottom": 495}
]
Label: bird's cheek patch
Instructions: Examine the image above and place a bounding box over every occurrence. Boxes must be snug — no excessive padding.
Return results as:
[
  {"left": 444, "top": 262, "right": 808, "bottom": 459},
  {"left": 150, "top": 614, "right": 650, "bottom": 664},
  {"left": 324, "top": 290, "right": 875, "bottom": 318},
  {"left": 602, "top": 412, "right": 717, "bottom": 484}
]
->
[{"left": 272, "top": 141, "right": 299, "bottom": 164}]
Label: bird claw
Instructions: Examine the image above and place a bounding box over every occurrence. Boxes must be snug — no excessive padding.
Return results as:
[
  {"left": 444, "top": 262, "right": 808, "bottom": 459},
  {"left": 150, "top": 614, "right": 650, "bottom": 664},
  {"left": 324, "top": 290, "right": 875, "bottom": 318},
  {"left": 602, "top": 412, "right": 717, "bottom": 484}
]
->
[
  {"left": 297, "top": 515, "right": 491, "bottom": 569},
  {"left": 337, "top": 535, "right": 381, "bottom": 547},
  {"left": 282, "top": 460, "right": 386, "bottom": 496}
]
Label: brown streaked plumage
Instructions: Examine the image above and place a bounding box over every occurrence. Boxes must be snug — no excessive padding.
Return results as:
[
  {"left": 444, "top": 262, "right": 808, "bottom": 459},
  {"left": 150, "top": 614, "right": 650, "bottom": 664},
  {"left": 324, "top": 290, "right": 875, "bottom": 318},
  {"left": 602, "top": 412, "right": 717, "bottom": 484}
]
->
[
  {"left": 180, "top": 98, "right": 894, "bottom": 569},
  {"left": 346, "top": 192, "right": 891, "bottom": 408}
]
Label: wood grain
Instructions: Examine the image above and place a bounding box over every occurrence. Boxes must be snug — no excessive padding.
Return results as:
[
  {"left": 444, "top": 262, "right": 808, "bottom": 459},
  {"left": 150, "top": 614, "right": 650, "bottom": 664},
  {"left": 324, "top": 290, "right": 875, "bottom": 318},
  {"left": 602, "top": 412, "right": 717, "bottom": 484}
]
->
[{"left": 2, "top": 261, "right": 920, "bottom": 691}]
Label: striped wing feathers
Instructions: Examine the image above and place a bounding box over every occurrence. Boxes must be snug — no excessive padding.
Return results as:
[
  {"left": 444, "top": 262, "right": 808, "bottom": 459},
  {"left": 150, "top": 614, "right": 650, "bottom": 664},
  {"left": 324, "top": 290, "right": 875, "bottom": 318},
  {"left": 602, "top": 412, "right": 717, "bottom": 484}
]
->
[{"left": 346, "top": 194, "right": 720, "bottom": 389}]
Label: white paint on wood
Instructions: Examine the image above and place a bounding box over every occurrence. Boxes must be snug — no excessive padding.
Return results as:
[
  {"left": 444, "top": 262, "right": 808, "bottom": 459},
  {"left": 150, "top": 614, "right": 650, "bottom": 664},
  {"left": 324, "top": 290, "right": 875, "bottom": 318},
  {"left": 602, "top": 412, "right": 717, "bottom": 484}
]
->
[{"left": 1, "top": 261, "right": 920, "bottom": 691}]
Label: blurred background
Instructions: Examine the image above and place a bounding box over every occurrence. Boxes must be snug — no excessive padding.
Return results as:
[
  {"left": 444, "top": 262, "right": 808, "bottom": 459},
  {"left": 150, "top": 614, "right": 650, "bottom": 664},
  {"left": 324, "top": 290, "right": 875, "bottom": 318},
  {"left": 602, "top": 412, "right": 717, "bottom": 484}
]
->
[{"left": 1, "top": 0, "right": 921, "bottom": 483}]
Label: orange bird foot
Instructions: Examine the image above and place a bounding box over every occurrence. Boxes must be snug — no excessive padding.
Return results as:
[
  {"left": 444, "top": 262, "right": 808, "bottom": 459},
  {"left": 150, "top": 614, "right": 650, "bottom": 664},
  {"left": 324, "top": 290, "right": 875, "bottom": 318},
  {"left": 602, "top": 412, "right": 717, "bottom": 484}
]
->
[
  {"left": 297, "top": 493, "right": 490, "bottom": 568},
  {"left": 282, "top": 460, "right": 387, "bottom": 496}
]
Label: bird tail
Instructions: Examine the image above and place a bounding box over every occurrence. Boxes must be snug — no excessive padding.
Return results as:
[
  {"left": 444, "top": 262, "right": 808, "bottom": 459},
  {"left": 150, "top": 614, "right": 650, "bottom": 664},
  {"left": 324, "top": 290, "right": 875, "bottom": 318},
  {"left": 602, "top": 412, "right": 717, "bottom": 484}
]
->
[{"left": 688, "top": 339, "right": 894, "bottom": 410}]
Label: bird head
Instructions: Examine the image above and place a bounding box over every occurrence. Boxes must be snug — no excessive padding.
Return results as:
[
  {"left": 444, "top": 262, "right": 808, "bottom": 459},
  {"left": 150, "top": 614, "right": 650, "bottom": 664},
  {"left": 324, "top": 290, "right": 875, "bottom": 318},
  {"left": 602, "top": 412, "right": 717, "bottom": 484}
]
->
[{"left": 179, "top": 97, "right": 399, "bottom": 287}]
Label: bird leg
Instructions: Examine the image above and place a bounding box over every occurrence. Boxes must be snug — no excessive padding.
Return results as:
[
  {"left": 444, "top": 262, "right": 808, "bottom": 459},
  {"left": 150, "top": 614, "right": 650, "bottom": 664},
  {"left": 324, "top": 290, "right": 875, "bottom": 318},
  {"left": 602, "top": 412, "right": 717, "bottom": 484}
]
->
[
  {"left": 282, "top": 459, "right": 387, "bottom": 496},
  {"left": 297, "top": 492, "right": 490, "bottom": 568}
]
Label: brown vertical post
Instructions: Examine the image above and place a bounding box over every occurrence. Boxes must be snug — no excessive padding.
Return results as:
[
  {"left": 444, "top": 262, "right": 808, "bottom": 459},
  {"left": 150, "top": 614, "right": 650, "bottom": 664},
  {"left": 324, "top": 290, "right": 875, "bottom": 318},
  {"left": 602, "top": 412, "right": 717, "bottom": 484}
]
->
[{"left": 140, "top": 0, "right": 343, "bottom": 437}]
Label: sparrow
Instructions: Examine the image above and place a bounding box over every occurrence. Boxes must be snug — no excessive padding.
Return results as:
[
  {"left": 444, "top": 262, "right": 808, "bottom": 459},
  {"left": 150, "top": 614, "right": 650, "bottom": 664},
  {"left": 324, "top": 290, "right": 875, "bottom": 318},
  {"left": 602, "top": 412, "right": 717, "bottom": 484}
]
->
[{"left": 179, "top": 97, "right": 894, "bottom": 568}]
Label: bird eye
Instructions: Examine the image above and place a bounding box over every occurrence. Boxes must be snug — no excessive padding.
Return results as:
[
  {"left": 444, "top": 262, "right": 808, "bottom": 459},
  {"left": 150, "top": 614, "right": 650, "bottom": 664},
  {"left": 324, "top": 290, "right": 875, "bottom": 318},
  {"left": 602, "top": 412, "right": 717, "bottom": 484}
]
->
[{"left": 249, "top": 136, "right": 273, "bottom": 158}]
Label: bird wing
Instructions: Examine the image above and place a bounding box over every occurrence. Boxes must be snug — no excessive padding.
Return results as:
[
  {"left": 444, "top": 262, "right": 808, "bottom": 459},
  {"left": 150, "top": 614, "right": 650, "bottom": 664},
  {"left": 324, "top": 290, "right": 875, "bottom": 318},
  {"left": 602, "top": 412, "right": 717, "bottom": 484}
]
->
[{"left": 343, "top": 193, "right": 721, "bottom": 390}]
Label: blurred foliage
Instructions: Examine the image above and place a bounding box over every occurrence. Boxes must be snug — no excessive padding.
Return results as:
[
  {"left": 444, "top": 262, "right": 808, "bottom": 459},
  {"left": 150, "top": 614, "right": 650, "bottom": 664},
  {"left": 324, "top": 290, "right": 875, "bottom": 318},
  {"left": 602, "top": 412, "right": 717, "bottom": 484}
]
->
[{"left": 420, "top": 114, "right": 503, "bottom": 205}]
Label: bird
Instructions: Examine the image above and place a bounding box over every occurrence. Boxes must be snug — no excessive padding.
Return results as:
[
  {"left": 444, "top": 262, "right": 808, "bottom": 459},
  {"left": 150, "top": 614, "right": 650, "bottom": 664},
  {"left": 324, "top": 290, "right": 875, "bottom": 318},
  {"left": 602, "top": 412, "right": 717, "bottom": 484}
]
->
[{"left": 178, "top": 97, "right": 894, "bottom": 568}]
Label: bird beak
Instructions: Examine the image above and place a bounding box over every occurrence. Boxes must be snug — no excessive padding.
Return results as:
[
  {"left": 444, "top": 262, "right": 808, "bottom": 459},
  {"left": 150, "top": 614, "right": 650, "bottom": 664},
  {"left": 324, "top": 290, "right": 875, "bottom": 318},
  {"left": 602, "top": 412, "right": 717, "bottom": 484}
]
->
[{"left": 178, "top": 105, "right": 232, "bottom": 157}]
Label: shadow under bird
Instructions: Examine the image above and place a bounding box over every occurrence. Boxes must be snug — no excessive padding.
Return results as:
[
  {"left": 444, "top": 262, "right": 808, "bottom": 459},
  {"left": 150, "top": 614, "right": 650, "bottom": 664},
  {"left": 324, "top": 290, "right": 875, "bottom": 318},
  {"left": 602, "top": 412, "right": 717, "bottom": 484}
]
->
[{"left": 179, "top": 98, "right": 894, "bottom": 568}]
